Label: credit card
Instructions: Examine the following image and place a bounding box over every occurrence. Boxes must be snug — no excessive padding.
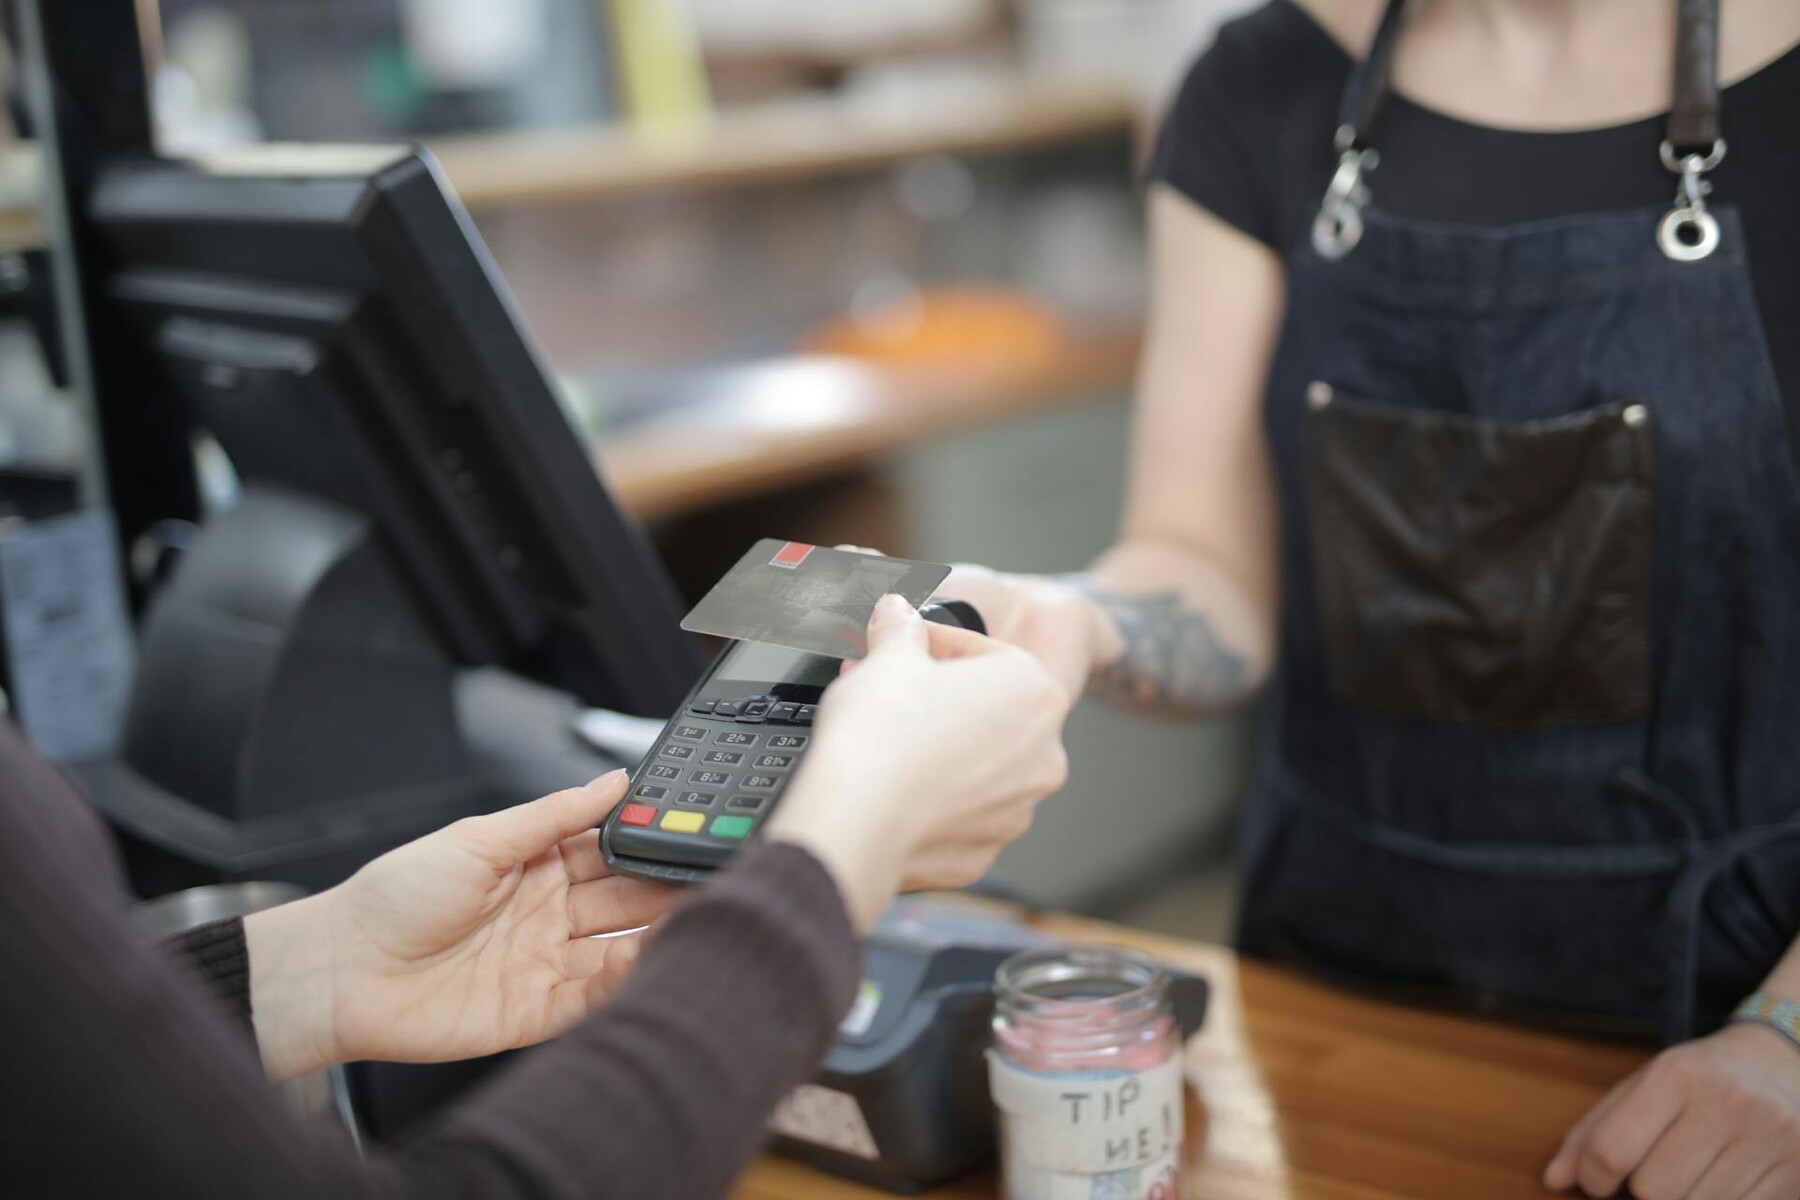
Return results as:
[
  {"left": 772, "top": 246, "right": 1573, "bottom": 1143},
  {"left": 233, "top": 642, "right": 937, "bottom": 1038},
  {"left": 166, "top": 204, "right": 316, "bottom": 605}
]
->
[{"left": 681, "top": 539, "right": 951, "bottom": 659}]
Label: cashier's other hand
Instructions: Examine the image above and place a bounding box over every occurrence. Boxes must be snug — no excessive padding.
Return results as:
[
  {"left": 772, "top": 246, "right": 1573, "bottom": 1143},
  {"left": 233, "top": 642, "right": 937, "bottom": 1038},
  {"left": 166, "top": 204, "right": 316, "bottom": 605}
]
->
[
  {"left": 1544, "top": 1023, "right": 1800, "bottom": 1199},
  {"left": 768, "top": 594, "right": 1072, "bottom": 931},
  {"left": 243, "top": 771, "right": 677, "bottom": 1081}
]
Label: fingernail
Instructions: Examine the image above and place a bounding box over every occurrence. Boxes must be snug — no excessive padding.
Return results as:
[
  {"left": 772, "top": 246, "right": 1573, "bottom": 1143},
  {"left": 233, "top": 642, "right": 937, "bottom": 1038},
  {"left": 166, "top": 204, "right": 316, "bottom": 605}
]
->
[
  {"left": 877, "top": 593, "right": 909, "bottom": 616},
  {"left": 589, "top": 768, "right": 628, "bottom": 786}
]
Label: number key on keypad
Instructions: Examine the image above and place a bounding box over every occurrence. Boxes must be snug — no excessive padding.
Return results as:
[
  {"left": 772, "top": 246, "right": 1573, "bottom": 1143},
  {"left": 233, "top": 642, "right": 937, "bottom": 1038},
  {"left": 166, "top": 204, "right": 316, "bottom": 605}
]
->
[
  {"left": 767, "top": 735, "right": 807, "bottom": 750},
  {"left": 717, "top": 731, "right": 757, "bottom": 746},
  {"left": 679, "top": 791, "right": 718, "bottom": 807},
  {"left": 658, "top": 744, "right": 695, "bottom": 761},
  {"left": 646, "top": 763, "right": 681, "bottom": 780},
  {"left": 754, "top": 754, "right": 793, "bottom": 769},
  {"left": 741, "top": 774, "right": 779, "bottom": 790},
  {"left": 690, "top": 770, "right": 730, "bottom": 786},
  {"left": 703, "top": 750, "right": 743, "bottom": 765},
  {"left": 672, "top": 725, "right": 707, "bottom": 741}
]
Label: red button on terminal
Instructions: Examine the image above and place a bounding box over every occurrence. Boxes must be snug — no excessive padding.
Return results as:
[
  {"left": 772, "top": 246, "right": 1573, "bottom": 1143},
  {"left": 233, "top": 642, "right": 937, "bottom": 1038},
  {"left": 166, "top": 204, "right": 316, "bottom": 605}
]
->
[{"left": 618, "top": 803, "right": 657, "bottom": 827}]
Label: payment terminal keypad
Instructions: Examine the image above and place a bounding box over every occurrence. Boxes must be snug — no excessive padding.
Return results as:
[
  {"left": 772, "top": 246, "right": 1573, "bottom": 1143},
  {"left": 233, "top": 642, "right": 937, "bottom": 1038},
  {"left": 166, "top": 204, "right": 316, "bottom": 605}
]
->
[{"left": 606, "top": 692, "right": 813, "bottom": 877}]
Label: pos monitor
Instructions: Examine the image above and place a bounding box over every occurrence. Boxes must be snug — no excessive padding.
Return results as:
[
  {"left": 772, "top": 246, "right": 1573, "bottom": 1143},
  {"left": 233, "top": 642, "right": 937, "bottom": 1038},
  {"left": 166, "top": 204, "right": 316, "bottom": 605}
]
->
[{"left": 74, "top": 144, "right": 701, "bottom": 889}]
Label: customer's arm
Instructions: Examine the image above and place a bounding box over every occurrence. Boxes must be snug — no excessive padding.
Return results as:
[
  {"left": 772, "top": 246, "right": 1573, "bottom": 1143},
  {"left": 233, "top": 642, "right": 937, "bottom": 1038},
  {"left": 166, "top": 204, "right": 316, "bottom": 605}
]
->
[
  {"left": 2, "top": 766, "right": 853, "bottom": 1199},
  {"left": 2, "top": 598, "right": 1070, "bottom": 1200}
]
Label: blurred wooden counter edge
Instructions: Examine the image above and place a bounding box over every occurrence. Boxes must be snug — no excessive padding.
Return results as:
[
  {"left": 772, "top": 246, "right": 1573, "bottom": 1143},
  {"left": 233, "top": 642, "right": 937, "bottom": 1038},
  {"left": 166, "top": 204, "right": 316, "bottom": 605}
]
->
[
  {"left": 733, "top": 910, "right": 1652, "bottom": 1200},
  {"left": 594, "top": 332, "right": 1141, "bottom": 523}
]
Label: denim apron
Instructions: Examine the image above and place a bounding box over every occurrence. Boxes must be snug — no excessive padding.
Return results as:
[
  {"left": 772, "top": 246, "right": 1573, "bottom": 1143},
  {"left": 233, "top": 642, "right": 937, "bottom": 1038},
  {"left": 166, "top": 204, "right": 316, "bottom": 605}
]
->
[{"left": 1237, "top": 0, "right": 1800, "bottom": 1043}]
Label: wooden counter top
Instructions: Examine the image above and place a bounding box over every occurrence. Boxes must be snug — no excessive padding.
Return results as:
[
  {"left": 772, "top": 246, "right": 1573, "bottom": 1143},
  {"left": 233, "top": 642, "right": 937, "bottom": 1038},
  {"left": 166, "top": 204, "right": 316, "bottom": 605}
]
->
[
  {"left": 594, "top": 334, "right": 1140, "bottom": 522},
  {"left": 732, "top": 912, "right": 1650, "bottom": 1199}
]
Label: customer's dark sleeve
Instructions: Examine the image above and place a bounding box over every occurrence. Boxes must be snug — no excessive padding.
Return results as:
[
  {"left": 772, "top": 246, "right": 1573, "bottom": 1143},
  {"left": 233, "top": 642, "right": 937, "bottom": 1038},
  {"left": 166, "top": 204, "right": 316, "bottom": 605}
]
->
[
  {"left": 0, "top": 722, "right": 858, "bottom": 1200},
  {"left": 162, "top": 918, "right": 254, "bottom": 1034}
]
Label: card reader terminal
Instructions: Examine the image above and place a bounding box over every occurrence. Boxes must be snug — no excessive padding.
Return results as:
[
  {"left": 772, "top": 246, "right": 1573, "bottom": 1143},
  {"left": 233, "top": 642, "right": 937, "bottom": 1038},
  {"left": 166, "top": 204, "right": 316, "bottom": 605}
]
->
[{"left": 600, "top": 600, "right": 984, "bottom": 885}]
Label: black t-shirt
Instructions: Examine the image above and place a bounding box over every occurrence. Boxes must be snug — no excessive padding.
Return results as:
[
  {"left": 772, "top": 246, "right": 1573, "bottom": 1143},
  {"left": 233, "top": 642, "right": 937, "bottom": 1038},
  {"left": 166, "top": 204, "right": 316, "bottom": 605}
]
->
[{"left": 1150, "top": 0, "right": 1800, "bottom": 452}]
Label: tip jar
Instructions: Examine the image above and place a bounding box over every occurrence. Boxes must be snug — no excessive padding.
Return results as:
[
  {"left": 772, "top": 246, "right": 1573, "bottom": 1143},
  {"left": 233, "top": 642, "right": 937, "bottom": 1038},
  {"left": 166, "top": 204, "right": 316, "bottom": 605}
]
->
[{"left": 990, "top": 945, "right": 1184, "bottom": 1199}]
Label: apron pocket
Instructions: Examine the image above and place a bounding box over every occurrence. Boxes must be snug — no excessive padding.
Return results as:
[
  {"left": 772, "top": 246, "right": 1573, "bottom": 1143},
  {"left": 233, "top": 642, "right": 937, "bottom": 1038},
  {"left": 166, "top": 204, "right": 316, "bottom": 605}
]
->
[{"left": 1305, "top": 385, "right": 1656, "bottom": 727}]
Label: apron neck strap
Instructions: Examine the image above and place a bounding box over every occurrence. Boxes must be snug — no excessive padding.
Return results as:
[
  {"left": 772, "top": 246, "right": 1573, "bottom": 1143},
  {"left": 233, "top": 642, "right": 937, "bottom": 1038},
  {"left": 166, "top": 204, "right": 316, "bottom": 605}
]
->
[
  {"left": 1333, "top": 0, "right": 1408, "bottom": 154},
  {"left": 1330, "top": 0, "right": 1722, "bottom": 159},
  {"left": 1668, "top": 0, "right": 1722, "bottom": 157}
]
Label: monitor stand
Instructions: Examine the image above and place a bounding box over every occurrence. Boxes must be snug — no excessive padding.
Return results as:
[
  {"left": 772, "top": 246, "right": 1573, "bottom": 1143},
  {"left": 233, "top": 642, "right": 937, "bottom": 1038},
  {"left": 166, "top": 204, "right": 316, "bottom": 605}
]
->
[
  {"left": 72, "top": 488, "right": 625, "bottom": 1140},
  {"left": 75, "top": 486, "right": 622, "bottom": 895}
]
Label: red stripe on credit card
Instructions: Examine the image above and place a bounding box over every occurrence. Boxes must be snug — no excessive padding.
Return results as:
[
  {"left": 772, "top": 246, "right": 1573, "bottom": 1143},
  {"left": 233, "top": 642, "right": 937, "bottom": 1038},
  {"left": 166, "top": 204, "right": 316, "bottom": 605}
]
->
[{"left": 770, "top": 542, "right": 814, "bottom": 569}]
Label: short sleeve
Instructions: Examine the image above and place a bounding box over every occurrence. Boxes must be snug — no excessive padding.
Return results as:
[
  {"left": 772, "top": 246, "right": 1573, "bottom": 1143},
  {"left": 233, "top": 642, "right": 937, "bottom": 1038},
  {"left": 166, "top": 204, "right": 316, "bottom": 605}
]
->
[
  {"left": 1145, "top": 2, "right": 1353, "bottom": 256},
  {"left": 1148, "top": 27, "right": 1278, "bottom": 247}
]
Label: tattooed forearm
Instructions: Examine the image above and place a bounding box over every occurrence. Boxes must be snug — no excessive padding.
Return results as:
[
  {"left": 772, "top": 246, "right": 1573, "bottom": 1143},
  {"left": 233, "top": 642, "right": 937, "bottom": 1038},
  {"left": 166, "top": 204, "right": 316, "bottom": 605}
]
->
[{"left": 1061, "top": 582, "right": 1253, "bottom": 716}]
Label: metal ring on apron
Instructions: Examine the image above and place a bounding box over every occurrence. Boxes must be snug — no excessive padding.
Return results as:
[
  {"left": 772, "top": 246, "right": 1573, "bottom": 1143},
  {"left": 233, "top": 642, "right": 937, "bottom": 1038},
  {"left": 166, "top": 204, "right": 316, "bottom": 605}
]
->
[
  {"left": 1657, "top": 138, "right": 1727, "bottom": 263},
  {"left": 1312, "top": 139, "right": 1377, "bottom": 261},
  {"left": 1312, "top": 0, "right": 1729, "bottom": 265}
]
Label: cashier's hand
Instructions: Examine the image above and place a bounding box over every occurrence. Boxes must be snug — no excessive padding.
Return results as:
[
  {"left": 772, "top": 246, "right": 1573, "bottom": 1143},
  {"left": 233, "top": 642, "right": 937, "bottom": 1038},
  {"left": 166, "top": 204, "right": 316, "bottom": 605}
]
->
[
  {"left": 1545, "top": 1023, "right": 1800, "bottom": 1199},
  {"left": 766, "top": 594, "right": 1073, "bottom": 932},
  {"left": 243, "top": 772, "right": 677, "bottom": 1082},
  {"left": 834, "top": 547, "right": 1097, "bottom": 697}
]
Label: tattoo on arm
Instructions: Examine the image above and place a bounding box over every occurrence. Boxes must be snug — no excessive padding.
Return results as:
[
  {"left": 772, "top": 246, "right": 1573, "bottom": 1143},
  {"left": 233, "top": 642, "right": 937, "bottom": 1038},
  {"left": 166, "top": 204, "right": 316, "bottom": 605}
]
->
[{"left": 1062, "top": 583, "right": 1251, "bottom": 716}]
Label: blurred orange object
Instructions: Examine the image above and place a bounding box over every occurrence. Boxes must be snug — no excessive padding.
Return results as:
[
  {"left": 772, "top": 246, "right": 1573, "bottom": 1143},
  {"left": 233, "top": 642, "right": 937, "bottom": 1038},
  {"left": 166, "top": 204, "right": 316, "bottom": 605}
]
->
[{"left": 801, "top": 286, "right": 1069, "bottom": 370}]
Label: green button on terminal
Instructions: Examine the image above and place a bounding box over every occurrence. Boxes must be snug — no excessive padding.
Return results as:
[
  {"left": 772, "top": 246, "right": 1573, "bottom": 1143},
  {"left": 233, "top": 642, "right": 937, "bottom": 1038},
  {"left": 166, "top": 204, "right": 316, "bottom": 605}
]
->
[{"left": 710, "top": 815, "right": 754, "bottom": 840}]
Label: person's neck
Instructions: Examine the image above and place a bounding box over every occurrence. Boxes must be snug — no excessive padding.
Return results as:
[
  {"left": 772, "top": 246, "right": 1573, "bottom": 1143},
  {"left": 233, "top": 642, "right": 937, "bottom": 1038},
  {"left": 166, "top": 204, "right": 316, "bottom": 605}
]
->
[
  {"left": 1424, "top": 0, "right": 1673, "bottom": 71},
  {"left": 1387, "top": 0, "right": 1676, "bottom": 130}
]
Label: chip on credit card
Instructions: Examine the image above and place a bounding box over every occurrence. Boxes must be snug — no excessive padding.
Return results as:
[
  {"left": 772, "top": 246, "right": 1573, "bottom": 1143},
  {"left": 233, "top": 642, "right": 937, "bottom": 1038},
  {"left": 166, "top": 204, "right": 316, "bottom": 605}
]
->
[{"left": 681, "top": 539, "right": 951, "bottom": 659}]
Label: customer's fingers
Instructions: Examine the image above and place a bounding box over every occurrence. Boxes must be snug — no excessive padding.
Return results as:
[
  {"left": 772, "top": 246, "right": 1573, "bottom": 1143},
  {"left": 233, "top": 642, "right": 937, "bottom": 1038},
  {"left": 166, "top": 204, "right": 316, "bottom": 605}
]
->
[
  {"left": 559, "top": 826, "right": 611, "bottom": 884},
  {"left": 863, "top": 594, "right": 927, "bottom": 659},
  {"left": 563, "top": 931, "right": 652, "bottom": 1009},
  {"left": 544, "top": 933, "right": 648, "bottom": 1033},
  {"left": 566, "top": 875, "right": 676, "bottom": 937},
  {"left": 922, "top": 619, "right": 997, "bottom": 659},
  {"left": 464, "top": 771, "right": 629, "bottom": 869},
  {"left": 563, "top": 928, "right": 639, "bottom": 983}
]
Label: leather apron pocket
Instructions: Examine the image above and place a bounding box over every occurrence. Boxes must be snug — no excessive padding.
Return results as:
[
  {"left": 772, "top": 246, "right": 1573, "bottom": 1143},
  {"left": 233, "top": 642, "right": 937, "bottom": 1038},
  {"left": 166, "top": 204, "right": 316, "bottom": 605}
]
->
[{"left": 1305, "top": 386, "right": 1656, "bottom": 727}]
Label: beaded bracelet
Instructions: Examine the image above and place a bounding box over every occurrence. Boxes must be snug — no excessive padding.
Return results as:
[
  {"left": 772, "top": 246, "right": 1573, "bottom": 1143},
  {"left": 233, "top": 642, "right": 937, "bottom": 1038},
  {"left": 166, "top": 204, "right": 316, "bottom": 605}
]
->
[{"left": 1728, "top": 993, "right": 1800, "bottom": 1054}]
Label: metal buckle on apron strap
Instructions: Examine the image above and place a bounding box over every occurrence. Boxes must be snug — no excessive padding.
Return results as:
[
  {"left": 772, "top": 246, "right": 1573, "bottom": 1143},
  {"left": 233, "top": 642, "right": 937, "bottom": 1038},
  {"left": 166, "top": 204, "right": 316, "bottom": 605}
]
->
[
  {"left": 1657, "top": 137, "right": 1726, "bottom": 263},
  {"left": 1312, "top": 125, "right": 1378, "bottom": 261}
]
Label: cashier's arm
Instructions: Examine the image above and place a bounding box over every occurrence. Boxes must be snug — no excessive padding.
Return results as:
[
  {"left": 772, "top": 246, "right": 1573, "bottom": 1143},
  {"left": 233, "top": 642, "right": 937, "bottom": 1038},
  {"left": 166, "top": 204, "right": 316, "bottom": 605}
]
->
[
  {"left": 1079, "top": 187, "right": 1284, "bottom": 713},
  {"left": 954, "top": 187, "right": 1285, "bottom": 716}
]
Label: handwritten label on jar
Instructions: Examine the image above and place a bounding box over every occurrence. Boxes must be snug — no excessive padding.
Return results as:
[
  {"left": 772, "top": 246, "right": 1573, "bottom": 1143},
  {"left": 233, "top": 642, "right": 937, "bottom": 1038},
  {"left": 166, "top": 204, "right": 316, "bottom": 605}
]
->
[{"left": 987, "top": 1052, "right": 1184, "bottom": 1177}]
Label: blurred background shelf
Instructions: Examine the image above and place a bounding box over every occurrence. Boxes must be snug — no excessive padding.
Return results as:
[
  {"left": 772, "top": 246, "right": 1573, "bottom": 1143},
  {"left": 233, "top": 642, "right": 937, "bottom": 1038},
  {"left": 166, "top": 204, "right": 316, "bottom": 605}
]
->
[
  {"left": 427, "top": 79, "right": 1137, "bottom": 210},
  {"left": 0, "top": 77, "right": 1135, "bottom": 242},
  {"left": 0, "top": 0, "right": 1255, "bottom": 918},
  {"left": 595, "top": 330, "right": 1138, "bottom": 521}
]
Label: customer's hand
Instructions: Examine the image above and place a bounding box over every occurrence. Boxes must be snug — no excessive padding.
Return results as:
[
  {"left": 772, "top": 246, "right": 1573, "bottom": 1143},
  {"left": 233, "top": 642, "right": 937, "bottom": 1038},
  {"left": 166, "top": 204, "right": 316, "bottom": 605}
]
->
[
  {"left": 245, "top": 773, "right": 676, "bottom": 1081},
  {"left": 766, "top": 594, "right": 1073, "bottom": 930},
  {"left": 1544, "top": 1023, "right": 1800, "bottom": 1198}
]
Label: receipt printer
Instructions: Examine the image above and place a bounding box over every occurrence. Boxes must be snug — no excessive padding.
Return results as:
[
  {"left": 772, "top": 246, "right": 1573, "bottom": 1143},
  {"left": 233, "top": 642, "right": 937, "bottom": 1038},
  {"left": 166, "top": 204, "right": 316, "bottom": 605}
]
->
[{"left": 767, "top": 901, "right": 1210, "bottom": 1194}]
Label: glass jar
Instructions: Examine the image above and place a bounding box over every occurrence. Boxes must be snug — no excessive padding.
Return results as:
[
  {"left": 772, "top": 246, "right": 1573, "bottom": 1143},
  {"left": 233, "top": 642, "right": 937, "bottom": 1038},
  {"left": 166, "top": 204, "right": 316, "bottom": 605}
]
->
[{"left": 990, "top": 945, "right": 1184, "bottom": 1200}]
